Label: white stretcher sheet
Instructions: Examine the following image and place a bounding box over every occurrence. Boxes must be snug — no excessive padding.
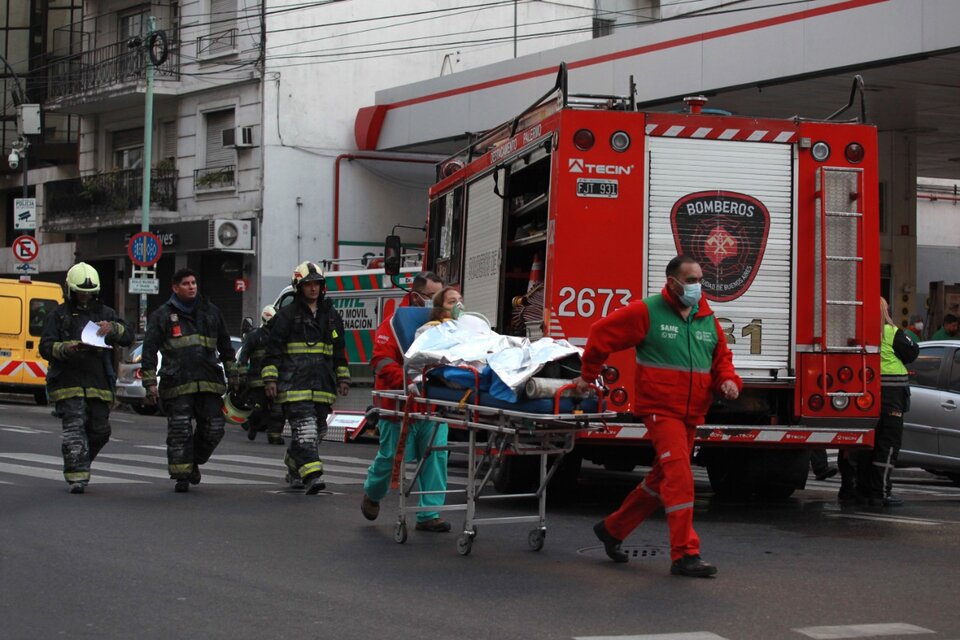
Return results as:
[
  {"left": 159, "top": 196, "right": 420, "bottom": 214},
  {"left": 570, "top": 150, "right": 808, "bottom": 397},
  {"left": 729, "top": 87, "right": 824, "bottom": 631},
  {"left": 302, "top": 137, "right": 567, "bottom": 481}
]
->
[{"left": 403, "top": 317, "right": 581, "bottom": 395}]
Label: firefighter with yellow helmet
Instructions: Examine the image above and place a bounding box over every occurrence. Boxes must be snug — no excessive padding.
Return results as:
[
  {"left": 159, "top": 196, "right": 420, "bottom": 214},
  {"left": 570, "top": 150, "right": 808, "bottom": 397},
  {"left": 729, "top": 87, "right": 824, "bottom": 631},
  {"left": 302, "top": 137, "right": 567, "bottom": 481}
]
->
[
  {"left": 39, "top": 262, "right": 132, "bottom": 493},
  {"left": 236, "top": 304, "right": 284, "bottom": 444},
  {"left": 262, "top": 262, "right": 350, "bottom": 493}
]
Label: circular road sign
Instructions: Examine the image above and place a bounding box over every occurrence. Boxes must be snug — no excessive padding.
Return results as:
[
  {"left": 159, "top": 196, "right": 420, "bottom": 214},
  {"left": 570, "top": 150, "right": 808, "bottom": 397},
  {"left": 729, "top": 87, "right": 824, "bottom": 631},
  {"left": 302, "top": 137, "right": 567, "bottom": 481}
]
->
[
  {"left": 12, "top": 235, "right": 39, "bottom": 263},
  {"left": 128, "top": 231, "right": 163, "bottom": 267}
]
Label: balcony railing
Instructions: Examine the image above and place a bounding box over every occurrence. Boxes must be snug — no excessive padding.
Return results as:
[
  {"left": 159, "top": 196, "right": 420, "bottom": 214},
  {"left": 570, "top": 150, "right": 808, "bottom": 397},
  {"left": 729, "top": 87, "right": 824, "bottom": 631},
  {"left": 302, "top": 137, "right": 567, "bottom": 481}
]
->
[
  {"left": 197, "top": 28, "right": 238, "bottom": 57},
  {"left": 193, "top": 165, "right": 236, "bottom": 192},
  {"left": 44, "top": 168, "right": 178, "bottom": 227},
  {"left": 47, "top": 39, "right": 180, "bottom": 100}
]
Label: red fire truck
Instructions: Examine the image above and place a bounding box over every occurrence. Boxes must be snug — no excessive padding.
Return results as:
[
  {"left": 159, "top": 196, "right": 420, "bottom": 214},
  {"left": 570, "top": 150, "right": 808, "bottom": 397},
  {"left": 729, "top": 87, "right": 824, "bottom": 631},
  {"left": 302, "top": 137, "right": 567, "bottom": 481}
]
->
[{"left": 407, "top": 66, "right": 881, "bottom": 499}]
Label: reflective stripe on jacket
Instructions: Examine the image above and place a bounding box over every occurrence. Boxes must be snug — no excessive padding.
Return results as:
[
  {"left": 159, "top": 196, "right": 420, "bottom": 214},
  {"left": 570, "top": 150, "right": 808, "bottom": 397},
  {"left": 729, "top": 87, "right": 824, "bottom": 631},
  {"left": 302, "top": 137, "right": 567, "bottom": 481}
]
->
[
  {"left": 39, "top": 299, "right": 133, "bottom": 403},
  {"left": 261, "top": 296, "right": 349, "bottom": 405},
  {"left": 141, "top": 296, "right": 237, "bottom": 399}
]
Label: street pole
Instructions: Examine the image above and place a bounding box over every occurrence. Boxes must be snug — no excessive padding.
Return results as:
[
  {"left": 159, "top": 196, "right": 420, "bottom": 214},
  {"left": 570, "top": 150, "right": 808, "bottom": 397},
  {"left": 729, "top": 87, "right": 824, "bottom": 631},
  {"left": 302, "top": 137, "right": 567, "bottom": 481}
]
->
[{"left": 139, "top": 15, "right": 157, "bottom": 334}]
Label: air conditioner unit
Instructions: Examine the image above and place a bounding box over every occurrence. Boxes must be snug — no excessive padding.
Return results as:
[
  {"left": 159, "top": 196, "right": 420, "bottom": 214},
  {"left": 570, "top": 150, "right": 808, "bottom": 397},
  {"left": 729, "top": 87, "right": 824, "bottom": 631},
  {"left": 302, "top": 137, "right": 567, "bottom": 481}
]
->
[
  {"left": 210, "top": 219, "right": 252, "bottom": 250},
  {"left": 222, "top": 126, "right": 254, "bottom": 148}
]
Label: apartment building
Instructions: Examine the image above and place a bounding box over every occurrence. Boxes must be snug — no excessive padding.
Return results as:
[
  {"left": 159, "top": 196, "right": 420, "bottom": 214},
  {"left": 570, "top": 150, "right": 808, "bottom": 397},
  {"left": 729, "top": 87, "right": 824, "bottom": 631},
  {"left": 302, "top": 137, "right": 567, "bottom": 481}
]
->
[{"left": 38, "top": 0, "right": 263, "bottom": 330}]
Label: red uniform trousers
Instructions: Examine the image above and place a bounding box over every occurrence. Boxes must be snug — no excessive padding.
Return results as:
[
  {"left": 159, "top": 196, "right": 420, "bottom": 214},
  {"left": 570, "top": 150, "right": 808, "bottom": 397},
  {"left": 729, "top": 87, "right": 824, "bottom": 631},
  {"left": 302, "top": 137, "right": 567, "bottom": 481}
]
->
[{"left": 603, "top": 414, "right": 700, "bottom": 562}]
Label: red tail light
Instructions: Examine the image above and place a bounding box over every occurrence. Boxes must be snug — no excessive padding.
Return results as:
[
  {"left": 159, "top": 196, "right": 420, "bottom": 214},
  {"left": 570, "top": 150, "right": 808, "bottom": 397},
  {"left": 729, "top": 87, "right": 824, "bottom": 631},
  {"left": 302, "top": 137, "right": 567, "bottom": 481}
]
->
[
  {"left": 817, "top": 373, "right": 833, "bottom": 389},
  {"left": 837, "top": 366, "right": 854, "bottom": 384},
  {"left": 808, "top": 394, "right": 825, "bottom": 411},
  {"left": 860, "top": 367, "right": 875, "bottom": 383},
  {"left": 134, "top": 368, "right": 142, "bottom": 379},
  {"left": 610, "top": 388, "right": 628, "bottom": 406},
  {"left": 845, "top": 142, "right": 864, "bottom": 163},
  {"left": 601, "top": 366, "right": 620, "bottom": 384},
  {"left": 856, "top": 391, "right": 874, "bottom": 411},
  {"left": 573, "top": 129, "right": 595, "bottom": 151}
]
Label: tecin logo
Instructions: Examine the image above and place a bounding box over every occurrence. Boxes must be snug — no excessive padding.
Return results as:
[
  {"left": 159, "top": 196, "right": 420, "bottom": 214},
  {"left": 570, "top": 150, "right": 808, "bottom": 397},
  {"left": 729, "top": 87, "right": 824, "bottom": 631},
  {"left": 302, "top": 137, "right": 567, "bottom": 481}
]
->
[
  {"left": 568, "top": 158, "right": 633, "bottom": 175},
  {"left": 670, "top": 191, "right": 770, "bottom": 302}
]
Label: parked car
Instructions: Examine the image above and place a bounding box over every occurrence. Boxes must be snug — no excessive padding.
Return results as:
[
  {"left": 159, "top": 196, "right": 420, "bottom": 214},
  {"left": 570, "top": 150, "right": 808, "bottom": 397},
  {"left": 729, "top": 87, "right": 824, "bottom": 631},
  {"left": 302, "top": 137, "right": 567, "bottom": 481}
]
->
[
  {"left": 899, "top": 339, "right": 960, "bottom": 484},
  {"left": 115, "top": 337, "right": 243, "bottom": 415}
]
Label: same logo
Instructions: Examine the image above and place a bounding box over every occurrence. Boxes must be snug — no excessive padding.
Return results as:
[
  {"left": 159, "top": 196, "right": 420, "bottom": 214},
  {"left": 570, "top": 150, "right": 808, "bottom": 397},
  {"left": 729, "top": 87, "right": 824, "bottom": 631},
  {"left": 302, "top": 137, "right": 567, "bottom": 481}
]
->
[{"left": 670, "top": 191, "right": 771, "bottom": 302}]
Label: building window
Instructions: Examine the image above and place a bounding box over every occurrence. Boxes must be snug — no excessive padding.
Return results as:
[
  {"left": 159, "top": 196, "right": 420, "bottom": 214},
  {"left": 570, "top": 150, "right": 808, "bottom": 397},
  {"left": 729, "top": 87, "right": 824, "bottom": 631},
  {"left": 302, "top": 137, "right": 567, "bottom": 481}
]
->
[
  {"left": 119, "top": 7, "right": 149, "bottom": 44},
  {"left": 198, "top": 0, "right": 237, "bottom": 57},
  {"left": 195, "top": 109, "right": 236, "bottom": 192},
  {"left": 593, "top": 18, "right": 615, "bottom": 38},
  {"left": 111, "top": 128, "right": 144, "bottom": 170}
]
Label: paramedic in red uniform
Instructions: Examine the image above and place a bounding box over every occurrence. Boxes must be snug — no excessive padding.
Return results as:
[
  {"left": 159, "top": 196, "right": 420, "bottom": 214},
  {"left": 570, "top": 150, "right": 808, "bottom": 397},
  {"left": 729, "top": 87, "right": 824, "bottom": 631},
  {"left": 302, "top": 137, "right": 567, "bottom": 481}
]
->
[{"left": 574, "top": 255, "right": 741, "bottom": 578}]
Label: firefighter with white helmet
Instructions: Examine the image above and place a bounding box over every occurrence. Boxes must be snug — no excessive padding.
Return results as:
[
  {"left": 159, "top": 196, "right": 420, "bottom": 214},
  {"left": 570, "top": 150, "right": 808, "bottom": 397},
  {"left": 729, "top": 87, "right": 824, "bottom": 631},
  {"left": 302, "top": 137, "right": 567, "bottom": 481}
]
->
[
  {"left": 39, "top": 262, "right": 133, "bottom": 493},
  {"left": 236, "top": 304, "right": 284, "bottom": 444},
  {"left": 262, "top": 262, "right": 350, "bottom": 493}
]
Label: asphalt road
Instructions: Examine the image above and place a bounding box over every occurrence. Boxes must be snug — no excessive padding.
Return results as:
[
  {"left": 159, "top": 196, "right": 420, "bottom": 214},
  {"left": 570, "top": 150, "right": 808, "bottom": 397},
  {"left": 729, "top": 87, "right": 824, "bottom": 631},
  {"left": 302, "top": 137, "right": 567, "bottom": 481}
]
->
[{"left": 2, "top": 395, "right": 960, "bottom": 640}]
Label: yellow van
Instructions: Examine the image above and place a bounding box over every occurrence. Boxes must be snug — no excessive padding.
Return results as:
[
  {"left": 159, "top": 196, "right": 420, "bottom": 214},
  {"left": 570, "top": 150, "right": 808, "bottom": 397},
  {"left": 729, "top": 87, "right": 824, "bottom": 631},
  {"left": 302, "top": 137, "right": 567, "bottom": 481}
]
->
[{"left": 0, "top": 278, "right": 64, "bottom": 404}]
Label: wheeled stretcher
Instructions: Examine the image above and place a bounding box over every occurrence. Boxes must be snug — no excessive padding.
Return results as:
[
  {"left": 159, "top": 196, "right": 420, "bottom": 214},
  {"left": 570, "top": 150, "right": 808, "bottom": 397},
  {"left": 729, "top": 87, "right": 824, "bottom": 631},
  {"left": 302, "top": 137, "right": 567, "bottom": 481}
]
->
[{"left": 371, "top": 307, "right": 613, "bottom": 555}]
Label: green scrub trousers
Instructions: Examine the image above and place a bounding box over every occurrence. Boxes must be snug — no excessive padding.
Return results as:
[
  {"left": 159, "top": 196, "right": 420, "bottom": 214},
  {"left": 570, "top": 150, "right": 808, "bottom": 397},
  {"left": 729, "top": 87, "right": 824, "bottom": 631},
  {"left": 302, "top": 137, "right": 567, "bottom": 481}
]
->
[{"left": 363, "top": 418, "right": 449, "bottom": 523}]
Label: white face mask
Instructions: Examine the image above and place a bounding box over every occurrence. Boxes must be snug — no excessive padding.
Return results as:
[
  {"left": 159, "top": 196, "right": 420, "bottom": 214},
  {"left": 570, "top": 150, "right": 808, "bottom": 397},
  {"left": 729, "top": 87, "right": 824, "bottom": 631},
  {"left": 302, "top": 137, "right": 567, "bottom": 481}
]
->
[
  {"left": 914, "top": 321, "right": 924, "bottom": 331},
  {"left": 671, "top": 277, "right": 701, "bottom": 307}
]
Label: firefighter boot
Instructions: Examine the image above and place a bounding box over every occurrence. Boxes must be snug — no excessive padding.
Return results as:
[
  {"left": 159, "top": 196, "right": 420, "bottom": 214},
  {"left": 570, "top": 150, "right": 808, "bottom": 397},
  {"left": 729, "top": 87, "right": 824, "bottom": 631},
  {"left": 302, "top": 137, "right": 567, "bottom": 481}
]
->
[
  {"left": 593, "top": 521, "right": 628, "bottom": 563},
  {"left": 174, "top": 479, "right": 190, "bottom": 493},
  {"left": 189, "top": 465, "right": 202, "bottom": 486},
  {"left": 304, "top": 473, "right": 326, "bottom": 495},
  {"left": 267, "top": 434, "right": 285, "bottom": 446},
  {"left": 670, "top": 554, "right": 718, "bottom": 578},
  {"left": 68, "top": 481, "right": 86, "bottom": 494}
]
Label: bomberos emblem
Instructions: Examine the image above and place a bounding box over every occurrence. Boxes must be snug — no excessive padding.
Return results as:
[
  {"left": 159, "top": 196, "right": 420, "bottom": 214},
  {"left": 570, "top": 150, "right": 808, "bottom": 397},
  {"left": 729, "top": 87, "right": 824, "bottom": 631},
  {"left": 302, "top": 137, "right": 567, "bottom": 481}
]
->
[{"left": 670, "top": 190, "right": 770, "bottom": 302}]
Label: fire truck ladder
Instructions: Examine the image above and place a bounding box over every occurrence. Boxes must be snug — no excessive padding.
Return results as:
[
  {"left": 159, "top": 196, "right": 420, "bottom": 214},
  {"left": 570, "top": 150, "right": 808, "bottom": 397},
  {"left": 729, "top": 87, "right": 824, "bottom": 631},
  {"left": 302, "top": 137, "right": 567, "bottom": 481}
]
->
[{"left": 816, "top": 166, "right": 868, "bottom": 399}]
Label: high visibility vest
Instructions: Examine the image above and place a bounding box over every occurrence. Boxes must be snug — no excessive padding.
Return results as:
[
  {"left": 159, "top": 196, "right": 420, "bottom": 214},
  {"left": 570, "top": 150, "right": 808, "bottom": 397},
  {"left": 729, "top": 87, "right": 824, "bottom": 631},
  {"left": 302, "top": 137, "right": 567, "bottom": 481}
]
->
[{"left": 880, "top": 323, "right": 908, "bottom": 385}]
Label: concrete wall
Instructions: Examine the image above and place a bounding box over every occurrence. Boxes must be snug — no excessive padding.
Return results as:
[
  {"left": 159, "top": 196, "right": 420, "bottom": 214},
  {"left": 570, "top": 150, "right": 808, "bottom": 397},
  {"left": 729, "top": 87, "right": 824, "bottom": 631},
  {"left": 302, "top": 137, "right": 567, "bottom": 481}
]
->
[
  {"left": 916, "top": 177, "right": 960, "bottom": 314},
  {"left": 258, "top": 0, "right": 604, "bottom": 305}
]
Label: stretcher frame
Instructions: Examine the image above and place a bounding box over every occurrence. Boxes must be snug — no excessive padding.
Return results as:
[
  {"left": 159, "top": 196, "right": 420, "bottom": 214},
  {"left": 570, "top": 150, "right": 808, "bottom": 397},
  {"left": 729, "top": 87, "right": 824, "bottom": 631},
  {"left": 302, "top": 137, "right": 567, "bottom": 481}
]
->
[{"left": 373, "top": 384, "right": 612, "bottom": 555}]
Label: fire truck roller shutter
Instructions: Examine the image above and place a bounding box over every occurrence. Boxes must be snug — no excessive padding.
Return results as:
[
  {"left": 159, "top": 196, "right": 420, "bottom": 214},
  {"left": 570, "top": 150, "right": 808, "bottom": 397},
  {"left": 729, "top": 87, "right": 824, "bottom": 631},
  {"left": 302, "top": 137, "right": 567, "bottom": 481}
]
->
[
  {"left": 461, "top": 173, "right": 505, "bottom": 329},
  {"left": 645, "top": 136, "right": 793, "bottom": 379}
]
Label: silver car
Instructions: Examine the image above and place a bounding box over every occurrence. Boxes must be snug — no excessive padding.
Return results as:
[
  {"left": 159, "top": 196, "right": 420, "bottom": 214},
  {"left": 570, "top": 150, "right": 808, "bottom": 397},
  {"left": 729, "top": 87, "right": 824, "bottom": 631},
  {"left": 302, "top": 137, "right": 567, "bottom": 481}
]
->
[
  {"left": 900, "top": 339, "right": 960, "bottom": 484},
  {"left": 115, "top": 337, "right": 243, "bottom": 415}
]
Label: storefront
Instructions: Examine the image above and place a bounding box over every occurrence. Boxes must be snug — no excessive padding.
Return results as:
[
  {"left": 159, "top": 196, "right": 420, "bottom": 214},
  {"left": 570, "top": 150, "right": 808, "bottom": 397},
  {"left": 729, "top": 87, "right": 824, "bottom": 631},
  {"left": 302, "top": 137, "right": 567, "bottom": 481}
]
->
[{"left": 75, "top": 220, "right": 254, "bottom": 337}]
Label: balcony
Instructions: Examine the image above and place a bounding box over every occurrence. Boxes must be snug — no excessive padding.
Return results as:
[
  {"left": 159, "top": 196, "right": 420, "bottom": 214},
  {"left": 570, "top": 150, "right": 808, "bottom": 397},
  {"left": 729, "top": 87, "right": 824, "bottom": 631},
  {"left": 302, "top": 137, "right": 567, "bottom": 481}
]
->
[
  {"left": 44, "top": 168, "right": 178, "bottom": 232},
  {"left": 193, "top": 165, "right": 236, "bottom": 193},
  {"left": 45, "top": 39, "right": 180, "bottom": 113},
  {"left": 197, "top": 28, "right": 238, "bottom": 59}
]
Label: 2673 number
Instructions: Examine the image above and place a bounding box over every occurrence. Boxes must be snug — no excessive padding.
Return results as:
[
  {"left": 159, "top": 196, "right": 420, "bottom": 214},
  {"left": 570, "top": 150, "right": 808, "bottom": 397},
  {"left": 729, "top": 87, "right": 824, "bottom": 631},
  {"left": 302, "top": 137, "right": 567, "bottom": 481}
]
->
[{"left": 557, "top": 287, "right": 632, "bottom": 318}]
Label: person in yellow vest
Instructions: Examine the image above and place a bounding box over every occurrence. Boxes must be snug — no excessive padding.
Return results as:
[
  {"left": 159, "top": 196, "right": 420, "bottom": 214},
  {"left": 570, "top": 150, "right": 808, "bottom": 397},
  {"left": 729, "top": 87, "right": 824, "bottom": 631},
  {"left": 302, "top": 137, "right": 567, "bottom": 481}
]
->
[{"left": 855, "top": 297, "right": 919, "bottom": 507}]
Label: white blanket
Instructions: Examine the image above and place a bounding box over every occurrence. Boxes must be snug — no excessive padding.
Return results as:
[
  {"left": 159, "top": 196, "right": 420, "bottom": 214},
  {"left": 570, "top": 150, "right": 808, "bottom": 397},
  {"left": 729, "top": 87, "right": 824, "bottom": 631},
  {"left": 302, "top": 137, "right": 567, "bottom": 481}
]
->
[{"left": 403, "top": 317, "right": 581, "bottom": 394}]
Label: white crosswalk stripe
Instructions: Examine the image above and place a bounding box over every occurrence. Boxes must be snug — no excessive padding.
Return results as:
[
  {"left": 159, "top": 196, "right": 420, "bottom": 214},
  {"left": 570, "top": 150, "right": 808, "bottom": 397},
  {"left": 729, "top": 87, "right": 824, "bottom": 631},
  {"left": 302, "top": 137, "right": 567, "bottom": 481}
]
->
[
  {"left": 793, "top": 623, "right": 935, "bottom": 638},
  {"left": 0, "top": 461, "right": 147, "bottom": 484},
  {"left": 0, "top": 447, "right": 469, "bottom": 487}
]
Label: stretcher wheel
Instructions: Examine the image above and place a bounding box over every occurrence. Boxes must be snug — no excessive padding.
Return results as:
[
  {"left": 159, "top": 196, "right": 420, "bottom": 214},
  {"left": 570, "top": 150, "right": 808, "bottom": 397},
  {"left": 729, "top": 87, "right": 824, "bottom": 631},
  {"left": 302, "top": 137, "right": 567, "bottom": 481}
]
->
[
  {"left": 456, "top": 533, "right": 473, "bottom": 556},
  {"left": 527, "top": 529, "right": 545, "bottom": 552},
  {"left": 394, "top": 521, "right": 407, "bottom": 544}
]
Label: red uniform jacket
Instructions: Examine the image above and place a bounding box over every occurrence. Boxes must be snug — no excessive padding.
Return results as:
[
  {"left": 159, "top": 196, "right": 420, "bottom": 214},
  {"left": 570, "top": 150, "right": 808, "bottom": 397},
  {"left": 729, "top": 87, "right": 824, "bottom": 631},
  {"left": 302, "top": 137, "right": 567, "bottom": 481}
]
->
[
  {"left": 371, "top": 292, "right": 420, "bottom": 421},
  {"left": 581, "top": 286, "right": 742, "bottom": 424}
]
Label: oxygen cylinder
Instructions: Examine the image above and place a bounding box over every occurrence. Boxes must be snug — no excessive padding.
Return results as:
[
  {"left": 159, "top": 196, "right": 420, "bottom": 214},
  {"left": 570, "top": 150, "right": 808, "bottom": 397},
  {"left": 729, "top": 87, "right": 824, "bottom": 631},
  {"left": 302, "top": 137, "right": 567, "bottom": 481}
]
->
[{"left": 524, "top": 377, "right": 596, "bottom": 399}]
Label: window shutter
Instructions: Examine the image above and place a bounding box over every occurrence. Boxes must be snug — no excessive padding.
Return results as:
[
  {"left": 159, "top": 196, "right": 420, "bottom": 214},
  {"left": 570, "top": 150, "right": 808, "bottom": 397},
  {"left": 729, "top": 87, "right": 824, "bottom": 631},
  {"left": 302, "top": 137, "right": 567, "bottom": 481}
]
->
[
  {"left": 162, "top": 120, "right": 177, "bottom": 161},
  {"left": 112, "top": 127, "right": 144, "bottom": 150},
  {"left": 205, "top": 109, "right": 235, "bottom": 167},
  {"left": 209, "top": 0, "right": 237, "bottom": 53}
]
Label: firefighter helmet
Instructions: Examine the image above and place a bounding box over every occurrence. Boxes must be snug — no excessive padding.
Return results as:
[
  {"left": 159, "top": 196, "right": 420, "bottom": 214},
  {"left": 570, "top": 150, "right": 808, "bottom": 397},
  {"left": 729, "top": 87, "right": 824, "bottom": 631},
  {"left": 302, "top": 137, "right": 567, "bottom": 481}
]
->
[
  {"left": 291, "top": 261, "right": 325, "bottom": 289},
  {"left": 261, "top": 305, "right": 276, "bottom": 324},
  {"left": 65, "top": 262, "right": 101, "bottom": 294},
  {"left": 222, "top": 390, "right": 253, "bottom": 425}
]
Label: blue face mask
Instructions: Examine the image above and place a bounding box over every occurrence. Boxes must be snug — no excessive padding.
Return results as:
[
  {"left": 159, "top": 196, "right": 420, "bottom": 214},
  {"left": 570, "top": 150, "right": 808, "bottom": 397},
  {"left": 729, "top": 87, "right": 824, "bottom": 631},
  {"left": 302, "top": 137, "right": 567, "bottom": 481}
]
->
[{"left": 672, "top": 278, "right": 701, "bottom": 307}]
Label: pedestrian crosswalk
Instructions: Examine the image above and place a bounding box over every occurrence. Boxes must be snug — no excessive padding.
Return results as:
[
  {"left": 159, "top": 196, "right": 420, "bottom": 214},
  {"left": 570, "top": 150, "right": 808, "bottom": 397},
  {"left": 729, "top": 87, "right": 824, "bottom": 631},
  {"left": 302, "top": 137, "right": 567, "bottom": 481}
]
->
[
  {"left": 573, "top": 622, "right": 939, "bottom": 639},
  {"left": 0, "top": 446, "right": 470, "bottom": 489}
]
